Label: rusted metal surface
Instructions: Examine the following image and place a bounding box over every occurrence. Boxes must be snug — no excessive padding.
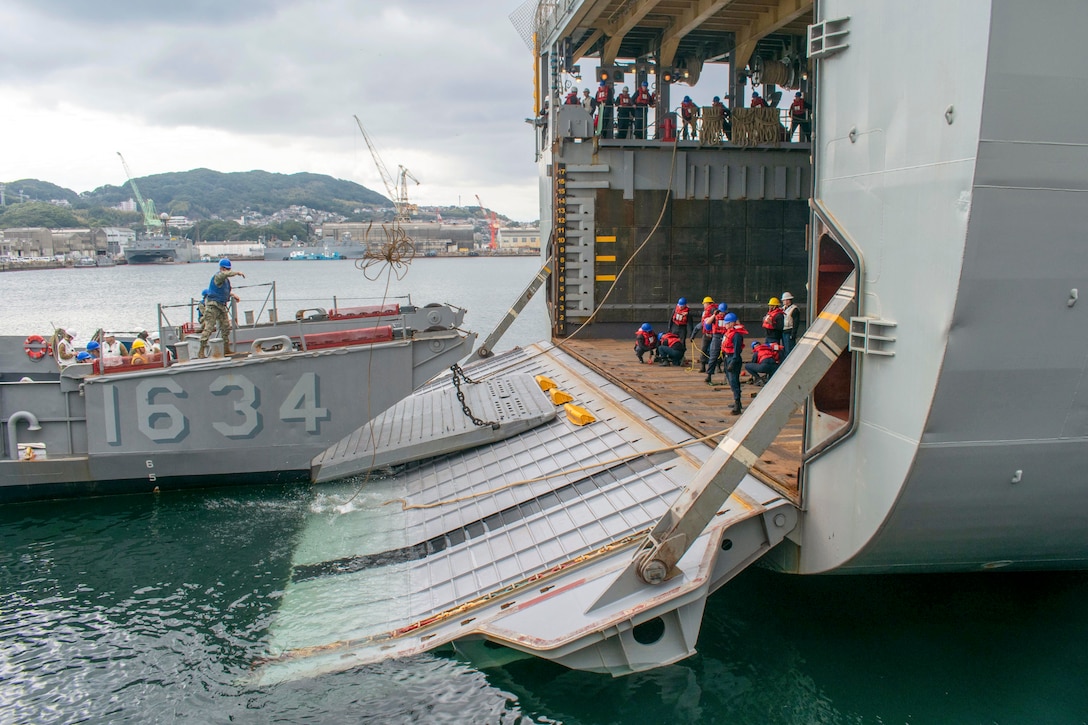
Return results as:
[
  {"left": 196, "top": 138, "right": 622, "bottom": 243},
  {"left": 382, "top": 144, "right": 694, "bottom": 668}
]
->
[{"left": 559, "top": 337, "right": 802, "bottom": 500}]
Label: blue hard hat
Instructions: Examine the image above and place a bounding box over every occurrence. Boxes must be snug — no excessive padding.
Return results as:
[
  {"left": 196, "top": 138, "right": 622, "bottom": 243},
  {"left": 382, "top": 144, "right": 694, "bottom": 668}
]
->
[
  {"left": 219, "top": 258, "right": 232, "bottom": 268},
  {"left": 599, "top": 80, "right": 606, "bottom": 86},
  {"left": 752, "top": 341, "right": 760, "bottom": 349},
  {"left": 657, "top": 332, "right": 664, "bottom": 341},
  {"left": 717, "top": 303, "right": 728, "bottom": 312},
  {"left": 76, "top": 351, "right": 92, "bottom": 361},
  {"left": 683, "top": 96, "right": 691, "bottom": 102},
  {"left": 641, "top": 81, "right": 648, "bottom": 86},
  {"left": 724, "top": 312, "right": 738, "bottom": 322},
  {"left": 85, "top": 340, "right": 100, "bottom": 350},
  {"left": 677, "top": 297, "right": 686, "bottom": 305},
  {"left": 640, "top": 323, "right": 652, "bottom": 332},
  {"left": 713, "top": 96, "right": 720, "bottom": 102}
]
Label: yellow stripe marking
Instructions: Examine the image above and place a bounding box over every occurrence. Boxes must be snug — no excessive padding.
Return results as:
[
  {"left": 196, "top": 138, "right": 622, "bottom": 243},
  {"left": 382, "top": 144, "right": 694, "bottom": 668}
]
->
[
  {"left": 595, "top": 274, "right": 617, "bottom": 282},
  {"left": 818, "top": 311, "right": 850, "bottom": 332},
  {"left": 596, "top": 236, "right": 616, "bottom": 243},
  {"left": 595, "top": 255, "right": 616, "bottom": 262}
]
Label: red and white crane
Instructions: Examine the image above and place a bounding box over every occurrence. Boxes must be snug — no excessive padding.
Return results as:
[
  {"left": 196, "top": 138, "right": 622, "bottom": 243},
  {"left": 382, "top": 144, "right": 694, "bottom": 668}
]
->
[{"left": 475, "top": 194, "right": 500, "bottom": 250}]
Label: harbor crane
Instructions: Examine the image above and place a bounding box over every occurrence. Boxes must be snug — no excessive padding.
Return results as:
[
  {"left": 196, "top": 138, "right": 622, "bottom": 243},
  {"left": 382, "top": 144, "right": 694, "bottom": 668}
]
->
[
  {"left": 116, "top": 152, "right": 163, "bottom": 235},
  {"left": 353, "top": 114, "right": 419, "bottom": 223},
  {"left": 475, "top": 194, "right": 500, "bottom": 250}
]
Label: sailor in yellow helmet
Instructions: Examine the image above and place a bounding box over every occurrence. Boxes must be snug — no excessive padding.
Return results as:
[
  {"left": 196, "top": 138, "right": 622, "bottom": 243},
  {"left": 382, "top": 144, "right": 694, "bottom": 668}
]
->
[
  {"left": 129, "top": 338, "right": 150, "bottom": 365},
  {"left": 762, "top": 296, "right": 785, "bottom": 344}
]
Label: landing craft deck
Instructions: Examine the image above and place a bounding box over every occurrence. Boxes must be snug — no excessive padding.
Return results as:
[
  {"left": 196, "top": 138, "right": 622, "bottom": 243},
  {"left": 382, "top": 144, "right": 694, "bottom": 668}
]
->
[{"left": 255, "top": 343, "right": 795, "bottom": 684}]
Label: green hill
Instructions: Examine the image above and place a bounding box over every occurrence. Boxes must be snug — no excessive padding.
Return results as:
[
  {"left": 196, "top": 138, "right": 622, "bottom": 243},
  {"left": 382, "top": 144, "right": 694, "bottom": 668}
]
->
[{"left": 81, "top": 169, "right": 390, "bottom": 219}]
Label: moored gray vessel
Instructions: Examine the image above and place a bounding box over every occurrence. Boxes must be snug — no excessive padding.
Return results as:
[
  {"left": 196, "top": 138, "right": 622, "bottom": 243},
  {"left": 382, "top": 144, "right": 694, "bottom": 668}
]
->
[{"left": 1, "top": 298, "right": 476, "bottom": 503}]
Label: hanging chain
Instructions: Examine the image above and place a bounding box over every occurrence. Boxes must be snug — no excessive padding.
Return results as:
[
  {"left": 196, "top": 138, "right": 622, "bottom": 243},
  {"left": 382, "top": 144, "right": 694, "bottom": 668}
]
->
[{"left": 450, "top": 364, "right": 500, "bottom": 430}]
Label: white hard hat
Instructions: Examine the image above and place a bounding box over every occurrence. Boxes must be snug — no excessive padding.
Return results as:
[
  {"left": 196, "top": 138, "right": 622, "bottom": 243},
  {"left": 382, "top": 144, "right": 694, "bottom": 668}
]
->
[{"left": 781, "top": 292, "right": 794, "bottom": 301}]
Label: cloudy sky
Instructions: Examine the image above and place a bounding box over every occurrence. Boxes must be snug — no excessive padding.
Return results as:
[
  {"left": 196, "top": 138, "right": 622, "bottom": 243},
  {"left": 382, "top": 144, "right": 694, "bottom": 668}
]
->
[{"left": 0, "top": 0, "right": 544, "bottom": 221}]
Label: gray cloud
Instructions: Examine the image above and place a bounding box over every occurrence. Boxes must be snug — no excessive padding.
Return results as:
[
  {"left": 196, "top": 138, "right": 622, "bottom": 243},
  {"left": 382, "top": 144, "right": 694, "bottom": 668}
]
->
[{"left": 0, "top": 0, "right": 540, "bottom": 217}]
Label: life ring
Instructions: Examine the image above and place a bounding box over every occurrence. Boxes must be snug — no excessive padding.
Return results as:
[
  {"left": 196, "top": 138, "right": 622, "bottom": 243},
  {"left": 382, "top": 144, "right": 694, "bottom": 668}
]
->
[{"left": 25, "top": 335, "right": 49, "bottom": 360}]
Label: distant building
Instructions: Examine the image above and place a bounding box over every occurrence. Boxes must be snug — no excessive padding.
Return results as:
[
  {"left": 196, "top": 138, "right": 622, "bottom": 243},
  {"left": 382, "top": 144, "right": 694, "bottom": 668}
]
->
[
  {"left": 96, "top": 227, "right": 136, "bottom": 256},
  {"left": 499, "top": 227, "right": 541, "bottom": 252},
  {"left": 115, "top": 199, "right": 138, "bottom": 213},
  {"left": 320, "top": 221, "right": 476, "bottom": 253}
]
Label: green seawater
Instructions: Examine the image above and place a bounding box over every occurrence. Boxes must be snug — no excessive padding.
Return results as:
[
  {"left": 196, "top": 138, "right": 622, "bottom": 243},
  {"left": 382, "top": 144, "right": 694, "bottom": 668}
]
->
[{"left": 3, "top": 259, "right": 1088, "bottom": 723}]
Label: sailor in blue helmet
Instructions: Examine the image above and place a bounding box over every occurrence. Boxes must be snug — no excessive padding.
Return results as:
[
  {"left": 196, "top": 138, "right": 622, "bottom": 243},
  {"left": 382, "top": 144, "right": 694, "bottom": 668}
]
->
[
  {"left": 84, "top": 339, "right": 101, "bottom": 360},
  {"left": 667, "top": 296, "right": 693, "bottom": 341},
  {"left": 680, "top": 94, "right": 699, "bottom": 140},
  {"left": 634, "top": 322, "right": 658, "bottom": 363},
  {"left": 198, "top": 258, "right": 246, "bottom": 358}
]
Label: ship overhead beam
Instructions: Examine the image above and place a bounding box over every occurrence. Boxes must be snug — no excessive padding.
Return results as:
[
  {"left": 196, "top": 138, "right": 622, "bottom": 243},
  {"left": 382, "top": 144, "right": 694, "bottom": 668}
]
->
[
  {"left": 731, "top": 0, "right": 812, "bottom": 69},
  {"left": 659, "top": 0, "right": 732, "bottom": 68},
  {"left": 601, "top": 0, "right": 660, "bottom": 65}
]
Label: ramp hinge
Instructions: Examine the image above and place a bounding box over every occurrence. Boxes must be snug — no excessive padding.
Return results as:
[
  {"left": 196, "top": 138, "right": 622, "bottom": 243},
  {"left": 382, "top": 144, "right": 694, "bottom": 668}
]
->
[{"left": 849, "top": 316, "right": 897, "bottom": 356}]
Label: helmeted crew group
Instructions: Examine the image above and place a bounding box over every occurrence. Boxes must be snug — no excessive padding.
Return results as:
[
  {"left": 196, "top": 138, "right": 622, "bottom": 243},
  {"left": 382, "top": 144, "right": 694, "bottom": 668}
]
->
[
  {"left": 51, "top": 326, "right": 164, "bottom": 371},
  {"left": 559, "top": 83, "right": 809, "bottom": 143},
  {"left": 634, "top": 291, "right": 802, "bottom": 416}
]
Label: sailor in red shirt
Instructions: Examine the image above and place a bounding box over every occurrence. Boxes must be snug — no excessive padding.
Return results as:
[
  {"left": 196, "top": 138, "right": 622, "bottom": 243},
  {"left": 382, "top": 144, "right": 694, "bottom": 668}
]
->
[
  {"left": 633, "top": 81, "right": 655, "bottom": 139},
  {"left": 654, "top": 331, "right": 686, "bottom": 366},
  {"left": 680, "top": 96, "right": 699, "bottom": 140},
  {"left": 565, "top": 88, "right": 580, "bottom": 105},
  {"left": 616, "top": 86, "right": 633, "bottom": 139},
  {"left": 634, "top": 323, "right": 658, "bottom": 363},
  {"left": 762, "top": 296, "right": 785, "bottom": 344},
  {"left": 745, "top": 340, "right": 783, "bottom": 386},
  {"left": 788, "top": 91, "right": 811, "bottom": 141},
  {"left": 721, "top": 314, "right": 749, "bottom": 414},
  {"left": 697, "top": 297, "right": 718, "bottom": 372},
  {"left": 750, "top": 91, "right": 767, "bottom": 108},
  {"left": 595, "top": 81, "right": 614, "bottom": 138},
  {"left": 667, "top": 297, "right": 693, "bottom": 340}
]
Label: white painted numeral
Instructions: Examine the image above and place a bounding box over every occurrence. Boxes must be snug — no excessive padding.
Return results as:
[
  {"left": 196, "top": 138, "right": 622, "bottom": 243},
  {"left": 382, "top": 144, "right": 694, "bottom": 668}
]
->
[
  {"left": 278, "top": 372, "right": 329, "bottom": 433},
  {"left": 210, "top": 374, "right": 262, "bottom": 439},
  {"left": 136, "top": 380, "right": 189, "bottom": 443}
]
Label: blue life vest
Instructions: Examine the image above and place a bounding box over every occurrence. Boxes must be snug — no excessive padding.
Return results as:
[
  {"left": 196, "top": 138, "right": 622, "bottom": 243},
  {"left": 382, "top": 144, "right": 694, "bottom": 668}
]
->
[{"left": 206, "top": 274, "right": 231, "bottom": 304}]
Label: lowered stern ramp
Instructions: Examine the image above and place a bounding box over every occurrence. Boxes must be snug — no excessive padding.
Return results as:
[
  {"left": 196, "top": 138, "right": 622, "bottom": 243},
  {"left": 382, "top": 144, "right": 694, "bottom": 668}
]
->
[{"left": 255, "top": 275, "right": 856, "bottom": 682}]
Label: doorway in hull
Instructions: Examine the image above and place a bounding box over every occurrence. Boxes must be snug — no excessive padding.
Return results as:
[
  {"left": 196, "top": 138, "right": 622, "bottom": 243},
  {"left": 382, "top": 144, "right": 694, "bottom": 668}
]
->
[{"left": 804, "top": 214, "right": 858, "bottom": 462}]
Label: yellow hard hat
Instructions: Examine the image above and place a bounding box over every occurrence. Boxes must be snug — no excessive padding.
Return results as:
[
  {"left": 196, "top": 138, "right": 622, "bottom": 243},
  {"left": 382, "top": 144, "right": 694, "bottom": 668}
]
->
[
  {"left": 702, "top": 296, "right": 713, "bottom": 304},
  {"left": 131, "top": 339, "right": 146, "bottom": 350},
  {"left": 769, "top": 297, "right": 781, "bottom": 306}
]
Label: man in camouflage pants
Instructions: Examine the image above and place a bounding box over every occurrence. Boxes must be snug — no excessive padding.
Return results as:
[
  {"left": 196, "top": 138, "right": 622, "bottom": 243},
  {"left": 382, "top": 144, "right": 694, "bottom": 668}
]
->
[{"left": 199, "top": 258, "right": 245, "bottom": 357}]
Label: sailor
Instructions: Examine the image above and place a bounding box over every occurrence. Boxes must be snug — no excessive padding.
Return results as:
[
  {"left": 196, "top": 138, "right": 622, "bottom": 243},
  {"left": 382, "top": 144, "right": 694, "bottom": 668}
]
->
[
  {"left": 595, "top": 81, "right": 614, "bottom": 138},
  {"left": 581, "top": 88, "right": 595, "bottom": 115},
  {"left": 697, "top": 298, "right": 720, "bottom": 373},
  {"left": 680, "top": 96, "right": 699, "bottom": 140},
  {"left": 55, "top": 329, "right": 77, "bottom": 368},
  {"left": 704, "top": 306, "right": 730, "bottom": 382},
  {"left": 634, "top": 322, "right": 658, "bottom": 363},
  {"left": 721, "top": 314, "right": 749, "bottom": 414},
  {"left": 633, "top": 81, "right": 655, "bottom": 139},
  {"left": 616, "top": 86, "right": 633, "bottom": 139},
  {"left": 102, "top": 333, "right": 128, "bottom": 360},
  {"left": 199, "top": 258, "right": 246, "bottom": 358},
  {"left": 129, "top": 338, "right": 150, "bottom": 365},
  {"left": 148, "top": 331, "right": 162, "bottom": 354},
  {"left": 788, "top": 92, "right": 811, "bottom": 142},
  {"left": 745, "top": 340, "right": 783, "bottom": 386},
  {"left": 667, "top": 297, "right": 693, "bottom": 340},
  {"left": 84, "top": 340, "right": 101, "bottom": 360},
  {"left": 75, "top": 351, "right": 93, "bottom": 364},
  {"left": 564, "top": 88, "right": 579, "bottom": 105},
  {"left": 780, "top": 292, "right": 801, "bottom": 356},
  {"left": 712, "top": 96, "right": 732, "bottom": 140},
  {"left": 762, "top": 297, "right": 785, "bottom": 344},
  {"left": 750, "top": 91, "right": 767, "bottom": 108},
  {"left": 654, "top": 331, "right": 686, "bottom": 366}
]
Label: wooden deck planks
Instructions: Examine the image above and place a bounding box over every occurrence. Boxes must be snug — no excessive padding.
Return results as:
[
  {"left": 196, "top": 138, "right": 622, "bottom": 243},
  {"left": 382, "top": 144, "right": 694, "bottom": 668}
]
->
[{"left": 559, "top": 338, "right": 802, "bottom": 500}]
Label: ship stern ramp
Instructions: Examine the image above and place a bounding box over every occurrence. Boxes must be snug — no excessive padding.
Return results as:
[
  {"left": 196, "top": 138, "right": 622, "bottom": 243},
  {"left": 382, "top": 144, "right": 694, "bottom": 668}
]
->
[{"left": 254, "top": 344, "right": 799, "bottom": 683}]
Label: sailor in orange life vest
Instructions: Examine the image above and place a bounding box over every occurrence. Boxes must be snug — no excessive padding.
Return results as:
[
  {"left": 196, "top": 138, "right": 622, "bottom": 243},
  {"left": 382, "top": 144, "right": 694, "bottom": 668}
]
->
[
  {"left": 634, "top": 322, "right": 658, "bottom": 363},
  {"left": 762, "top": 296, "right": 785, "bottom": 344},
  {"left": 745, "top": 340, "right": 783, "bottom": 386},
  {"left": 697, "top": 297, "right": 719, "bottom": 372},
  {"left": 595, "top": 81, "right": 614, "bottom": 138},
  {"left": 704, "top": 306, "right": 731, "bottom": 381},
  {"left": 666, "top": 297, "right": 693, "bottom": 340},
  {"left": 680, "top": 96, "right": 699, "bottom": 140},
  {"left": 654, "top": 331, "right": 686, "bottom": 366},
  {"left": 780, "top": 291, "right": 800, "bottom": 356},
  {"left": 750, "top": 90, "right": 767, "bottom": 108},
  {"left": 616, "top": 86, "right": 633, "bottom": 139},
  {"left": 633, "top": 81, "right": 655, "bottom": 139},
  {"left": 564, "top": 88, "right": 579, "bottom": 105}
]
